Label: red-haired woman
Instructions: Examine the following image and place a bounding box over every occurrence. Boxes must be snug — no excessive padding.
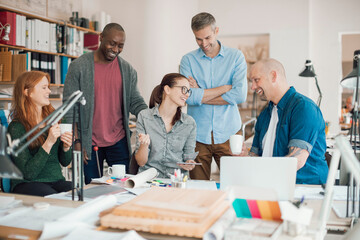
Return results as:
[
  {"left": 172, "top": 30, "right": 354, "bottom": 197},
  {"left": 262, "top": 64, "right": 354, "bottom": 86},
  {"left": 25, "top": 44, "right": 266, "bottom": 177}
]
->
[{"left": 8, "top": 71, "right": 73, "bottom": 196}]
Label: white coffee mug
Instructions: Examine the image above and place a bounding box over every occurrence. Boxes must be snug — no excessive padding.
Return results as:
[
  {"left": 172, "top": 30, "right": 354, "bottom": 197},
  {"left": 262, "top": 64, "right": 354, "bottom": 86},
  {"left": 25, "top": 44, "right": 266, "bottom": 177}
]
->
[
  {"left": 107, "top": 164, "right": 126, "bottom": 179},
  {"left": 229, "top": 135, "right": 244, "bottom": 155},
  {"left": 59, "top": 123, "right": 72, "bottom": 135}
]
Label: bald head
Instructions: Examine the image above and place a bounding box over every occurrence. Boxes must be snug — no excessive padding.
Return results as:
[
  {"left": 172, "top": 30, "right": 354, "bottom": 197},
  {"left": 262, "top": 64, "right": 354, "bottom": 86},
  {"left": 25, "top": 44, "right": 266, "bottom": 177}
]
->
[
  {"left": 250, "top": 58, "right": 289, "bottom": 104},
  {"left": 252, "top": 58, "right": 286, "bottom": 82}
]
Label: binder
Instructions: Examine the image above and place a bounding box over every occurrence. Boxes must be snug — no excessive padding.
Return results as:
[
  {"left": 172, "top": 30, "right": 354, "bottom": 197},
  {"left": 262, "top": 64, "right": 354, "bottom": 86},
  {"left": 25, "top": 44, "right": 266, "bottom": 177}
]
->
[
  {"left": 39, "top": 53, "right": 48, "bottom": 74},
  {"left": 84, "top": 33, "right": 99, "bottom": 51},
  {"left": 0, "top": 11, "right": 16, "bottom": 46},
  {"left": 60, "top": 56, "right": 69, "bottom": 84},
  {"left": 56, "top": 24, "right": 64, "bottom": 53},
  {"left": 48, "top": 54, "right": 55, "bottom": 83},
  {"left": 0, "top": 48, "right": 12, "bottom": 81},
  {"left": 11, "top": 53, "right": 26, "bottom": 82},
  {"left": 31, "top": 52, "right": 39, "bottom": 71}
]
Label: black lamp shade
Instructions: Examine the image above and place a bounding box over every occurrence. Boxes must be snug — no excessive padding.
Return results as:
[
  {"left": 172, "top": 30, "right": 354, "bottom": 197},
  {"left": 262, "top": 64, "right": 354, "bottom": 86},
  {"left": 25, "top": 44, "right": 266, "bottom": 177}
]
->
[
  {"left": 341, "top": 50, "right": 360, "bottom": 89},
  {"left": 299, "top": 60, "right": 316, "bottom": 77}
]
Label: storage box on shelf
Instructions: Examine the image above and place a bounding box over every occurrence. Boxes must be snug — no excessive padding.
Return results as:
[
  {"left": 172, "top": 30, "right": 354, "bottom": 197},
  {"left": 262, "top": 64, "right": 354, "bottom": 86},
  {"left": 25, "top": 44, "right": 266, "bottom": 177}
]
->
[{"left": 0, "top": 5, "right": 100, "bottom": 108}]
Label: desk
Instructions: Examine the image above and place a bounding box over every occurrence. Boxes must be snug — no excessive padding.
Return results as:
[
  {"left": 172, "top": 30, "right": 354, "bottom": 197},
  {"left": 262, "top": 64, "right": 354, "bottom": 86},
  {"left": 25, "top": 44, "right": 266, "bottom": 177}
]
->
[
  {"left": 0, "top": 192, "right": 200, "bottom": 240},
  {"left": 0, "top": 192, "right": 83, "bottom": 240},
  {"left": 0, "top": 186, "right": 352, "bottom": 240}
]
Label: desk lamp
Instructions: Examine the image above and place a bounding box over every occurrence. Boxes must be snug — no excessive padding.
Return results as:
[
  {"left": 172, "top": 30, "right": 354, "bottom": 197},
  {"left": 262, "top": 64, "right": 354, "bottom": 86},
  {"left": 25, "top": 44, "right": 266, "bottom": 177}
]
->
[
  {"left": 340, "top": 50, "right": 360, "bottom": 221},
  {"left": 340, "top": 50, "right": 360, "bottom": 153},
  {"left": 0, "top": 23, "right": 10, "bottom": 41},
  {"left": 299, "top": 60, "right": 322, "bottom": 107}
]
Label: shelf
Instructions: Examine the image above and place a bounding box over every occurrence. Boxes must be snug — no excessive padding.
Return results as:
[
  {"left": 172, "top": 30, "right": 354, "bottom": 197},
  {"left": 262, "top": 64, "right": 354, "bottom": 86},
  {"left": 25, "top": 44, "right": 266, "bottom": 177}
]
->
[
  {"left": 0, "top": 82, "right": 64, "bottom": 87},
  {"left": 0, "top": 5, "right": 100, "bottom": 35},
  {"left": 0, "top": 98, "right": 62, "bottom": 101},
  {"left": 0, "top": 5, "right": 100, "bottom": 59},
  {"left": 0, "top": 43, "right": 79, "bottom": 59}
]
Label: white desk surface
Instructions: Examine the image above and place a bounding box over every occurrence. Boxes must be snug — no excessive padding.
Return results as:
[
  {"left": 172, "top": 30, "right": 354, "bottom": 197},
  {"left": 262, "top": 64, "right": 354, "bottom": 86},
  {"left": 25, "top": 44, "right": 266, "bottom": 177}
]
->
[{"left": 0, "top": 184, "right": 352, "bottom": 240}]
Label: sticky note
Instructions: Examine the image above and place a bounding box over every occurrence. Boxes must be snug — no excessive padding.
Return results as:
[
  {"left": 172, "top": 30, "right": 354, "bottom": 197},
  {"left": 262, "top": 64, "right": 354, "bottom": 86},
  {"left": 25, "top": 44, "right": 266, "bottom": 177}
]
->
[{"left": 232, "top": 199, "right": 252, "bottom": 218}]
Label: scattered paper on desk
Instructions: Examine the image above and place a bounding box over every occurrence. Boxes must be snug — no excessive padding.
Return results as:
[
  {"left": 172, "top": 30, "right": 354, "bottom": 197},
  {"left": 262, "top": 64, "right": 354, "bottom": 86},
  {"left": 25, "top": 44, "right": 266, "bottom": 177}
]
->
[
  {"left": 294, "top": 185, "right": 348, "bottom": 201},
  {"left": 225, "top": 218, "right": 282, "bottom": 238},
  {"left": 40, "top": 195, "right": 117, "bottom": 239},
  {"left": 0, "top": 205, "right": 73, "bottom": 231},
  {"left": 203, "top": 208, "right": 236, "bottom": 240},
  {"left": 80, "top": 185, "right": 127, "bottom": 199},
  {"left": 0, "top": 196, "right": 22, "bottom": 210},
  {"left": 91, "top": 176, "right": 112, "bottom": 184},
  {"left": 279, "top": 201, "right": 313, "bottom": 225},
  {"left": 59, "top": 195, "right": 117, "bottom": 222},
  {"left": 186, "top": 180, "right": 218, "bottom": 190},
  {"left": 62, "top": 227, "right": 146, "bottom": 240},
  {"left": 332, "top": 201, "right": 359, "bottom": 218}
]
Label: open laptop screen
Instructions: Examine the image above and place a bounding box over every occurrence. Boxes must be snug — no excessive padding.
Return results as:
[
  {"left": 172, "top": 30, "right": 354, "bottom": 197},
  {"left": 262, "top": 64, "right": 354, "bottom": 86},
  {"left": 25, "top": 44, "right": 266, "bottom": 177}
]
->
[{"left": 220, "top": 156, "right": 297, "bottom": 200}]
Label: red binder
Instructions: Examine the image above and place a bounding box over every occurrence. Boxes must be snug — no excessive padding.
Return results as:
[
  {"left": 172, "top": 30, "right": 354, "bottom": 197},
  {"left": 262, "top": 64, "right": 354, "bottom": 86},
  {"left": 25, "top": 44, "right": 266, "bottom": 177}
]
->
[
  {"left": 84, "top": 33, "right": 99, "bottom": 50},
  {"left": 0, "top": 11, "right": 16, "bottom": 46}
]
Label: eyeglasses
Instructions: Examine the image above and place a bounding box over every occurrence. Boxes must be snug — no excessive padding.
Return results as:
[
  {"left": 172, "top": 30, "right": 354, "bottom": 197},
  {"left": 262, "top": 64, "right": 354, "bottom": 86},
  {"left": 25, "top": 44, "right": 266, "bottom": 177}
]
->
[{"left": 173, "top": 86, "right": 191, "bottom": 96}]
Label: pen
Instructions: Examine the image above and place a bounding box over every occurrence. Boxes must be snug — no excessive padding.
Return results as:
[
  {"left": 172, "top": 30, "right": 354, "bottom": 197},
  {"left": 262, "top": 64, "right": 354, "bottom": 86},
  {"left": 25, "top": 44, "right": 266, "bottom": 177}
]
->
[{"left": 293, "top": 195, "right": 305, "bottom": 208}]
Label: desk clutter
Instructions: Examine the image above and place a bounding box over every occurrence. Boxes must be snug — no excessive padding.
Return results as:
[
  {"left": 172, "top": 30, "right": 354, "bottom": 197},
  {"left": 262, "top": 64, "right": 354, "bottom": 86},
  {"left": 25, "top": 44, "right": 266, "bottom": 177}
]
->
[{"left": 100, "top": 187, "right": 230, "bottom": 238}]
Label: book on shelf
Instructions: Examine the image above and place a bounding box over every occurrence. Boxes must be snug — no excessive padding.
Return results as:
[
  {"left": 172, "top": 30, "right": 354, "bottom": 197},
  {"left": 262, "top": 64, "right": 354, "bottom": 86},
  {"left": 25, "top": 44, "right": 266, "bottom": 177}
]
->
[
  {"left": 60, "top": 56, "right": 71, "bottom": 84},
  {"left": 0, "top": 87, "right": 12, "bottom": 98},
  {"left": 31, "top": 52, "right": 39, "bottom": 71},
  {"left": 0, "top": 48, "right": 12, "bottom": 81},
  {"left": 84, "top": 33, "right": 99, "bottom": 51},
  {"left": 15, "top": 14, "right": 26, "bottom": 47},
  {"left": 11, "top": 53, "right": 26, "bottom": 82}
]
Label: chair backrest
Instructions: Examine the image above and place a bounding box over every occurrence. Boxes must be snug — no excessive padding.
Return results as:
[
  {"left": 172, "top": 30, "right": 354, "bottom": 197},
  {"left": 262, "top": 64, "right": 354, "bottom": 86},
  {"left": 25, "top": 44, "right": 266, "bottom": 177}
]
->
[
  {"left": 129, "top": 152, "right": 139, "bottom": 175},
  {"left": 0, "top": 113, "right": 12, "bottom": 193},
  {"left": 0, "top": 178, "right": 11, "bottom": 193},
  {"left": 0, "top": 109, "right": 9, "bottom": 127}
]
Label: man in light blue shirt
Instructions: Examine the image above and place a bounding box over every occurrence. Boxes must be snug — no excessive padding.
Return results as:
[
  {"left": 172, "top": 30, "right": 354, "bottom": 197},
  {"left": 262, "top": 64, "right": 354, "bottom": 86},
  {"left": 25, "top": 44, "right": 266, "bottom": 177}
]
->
[{"left": 180, "top": 12, "right": 247, "bottom": 180}]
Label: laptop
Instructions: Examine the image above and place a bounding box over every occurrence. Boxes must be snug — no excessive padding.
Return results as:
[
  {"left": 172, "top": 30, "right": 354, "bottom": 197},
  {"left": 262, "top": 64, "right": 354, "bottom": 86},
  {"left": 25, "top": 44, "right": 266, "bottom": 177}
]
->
[{"left": 220, "top": 156, "right": 297, "bottom": 200}]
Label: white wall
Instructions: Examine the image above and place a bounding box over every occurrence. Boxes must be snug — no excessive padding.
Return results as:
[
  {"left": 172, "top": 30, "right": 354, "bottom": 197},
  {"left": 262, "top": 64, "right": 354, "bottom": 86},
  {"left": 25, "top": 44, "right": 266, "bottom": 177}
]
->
[
  {"left": 310, "top": 0, "right": 360, "bottom": 133},
  {"left": 81, "top": 0, "right": 360, "bottom": 134},
  {"left": 198, "top": 0, "right": 311, "bottom": 96},
  {"left": 81, "top": 0, "right": 198, "bottom": 104}
]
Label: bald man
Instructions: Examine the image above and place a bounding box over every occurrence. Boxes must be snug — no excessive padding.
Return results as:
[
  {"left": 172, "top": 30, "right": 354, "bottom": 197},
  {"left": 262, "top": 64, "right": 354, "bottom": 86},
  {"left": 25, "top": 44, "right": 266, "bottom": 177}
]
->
[{"left": 245, "top": 58, "right": 328, "bottom": 184}]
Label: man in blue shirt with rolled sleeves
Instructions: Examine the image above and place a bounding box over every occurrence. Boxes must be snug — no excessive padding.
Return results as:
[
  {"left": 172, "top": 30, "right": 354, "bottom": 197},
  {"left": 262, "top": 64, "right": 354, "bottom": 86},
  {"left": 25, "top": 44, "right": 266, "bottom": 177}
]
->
[
  {"left": 180, "top": 12, "right": 247, "bottom": 180},
  {"left": 247, "top": 58, "right": 328, "bottom": 184}
]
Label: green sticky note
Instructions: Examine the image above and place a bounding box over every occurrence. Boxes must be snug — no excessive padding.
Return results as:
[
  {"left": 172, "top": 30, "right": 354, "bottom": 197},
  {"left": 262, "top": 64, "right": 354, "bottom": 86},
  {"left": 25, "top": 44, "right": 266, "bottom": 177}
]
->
[{"left": 232, "top": 199, "right": 252, "bottom": 218}]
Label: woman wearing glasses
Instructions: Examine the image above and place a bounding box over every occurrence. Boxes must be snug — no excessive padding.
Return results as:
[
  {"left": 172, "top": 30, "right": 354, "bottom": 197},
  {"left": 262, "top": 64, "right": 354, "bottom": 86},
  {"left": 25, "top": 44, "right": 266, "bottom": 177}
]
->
[{"left": 134, "top": 73, "right": 197, "bottom": 178}]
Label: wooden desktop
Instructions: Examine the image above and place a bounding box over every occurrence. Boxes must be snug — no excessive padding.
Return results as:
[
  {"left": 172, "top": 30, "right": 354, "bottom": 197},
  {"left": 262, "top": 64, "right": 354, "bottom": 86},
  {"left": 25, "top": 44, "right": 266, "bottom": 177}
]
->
[{"left": 0, "top": 185, "right": 352, "bottom": 240}]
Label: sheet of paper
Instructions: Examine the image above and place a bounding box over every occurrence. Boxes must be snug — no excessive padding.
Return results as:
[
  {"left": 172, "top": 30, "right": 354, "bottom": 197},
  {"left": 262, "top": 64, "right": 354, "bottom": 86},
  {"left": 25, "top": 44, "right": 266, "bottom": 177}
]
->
[
  {"left": 62, "top": 227, "right": 146, "bottom": 240},
  {"left": 279, "top": 201, "right": 313, "bottom": 225},
  {"left": 40, "top": 195, "right": 117, "bottom": 239},
  {"left": 332, "top": 201, "right": 359, "bottom": 218},
  {"left": 0, "top": 196, "right": 15, "bottom": 208},
  {"left": 0, "top": 205, "right": 73, "bottom": 231},
  {"left": 294, "top": 185, "right": 348, "bottom": 201},
  {"left": 0, "top": 196, "right": 22, "bottom": 211},
  {"left": 203, "top": 208, "right": 236, "bottom": 240},
  {"left": 187, "top": 180, "right": 218, "bottom": 190}
]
